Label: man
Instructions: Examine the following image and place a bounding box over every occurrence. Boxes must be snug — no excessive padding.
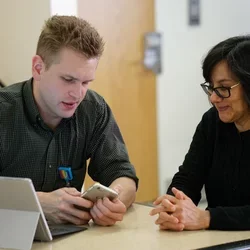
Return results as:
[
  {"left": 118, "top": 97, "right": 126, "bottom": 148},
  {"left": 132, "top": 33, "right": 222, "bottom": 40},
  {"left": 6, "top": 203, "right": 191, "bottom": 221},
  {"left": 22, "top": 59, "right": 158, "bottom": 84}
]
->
[{"left": 0, "top": 15, "right": 138, "bottom": 226}]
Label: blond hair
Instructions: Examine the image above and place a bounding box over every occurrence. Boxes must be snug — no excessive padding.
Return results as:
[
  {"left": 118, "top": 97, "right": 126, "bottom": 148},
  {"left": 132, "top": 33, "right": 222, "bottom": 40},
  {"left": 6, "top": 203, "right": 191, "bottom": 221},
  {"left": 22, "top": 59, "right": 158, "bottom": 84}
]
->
[{"left": 36, "top": 15, "right": 104, "bottom": 68}]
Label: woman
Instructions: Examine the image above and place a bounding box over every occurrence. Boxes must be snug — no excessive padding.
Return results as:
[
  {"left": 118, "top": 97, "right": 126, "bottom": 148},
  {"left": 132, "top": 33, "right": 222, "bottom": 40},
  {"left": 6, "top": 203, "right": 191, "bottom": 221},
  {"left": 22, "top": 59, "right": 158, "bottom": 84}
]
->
[{"left": 150, "top": 35, "right": 250, "bottom": 230}]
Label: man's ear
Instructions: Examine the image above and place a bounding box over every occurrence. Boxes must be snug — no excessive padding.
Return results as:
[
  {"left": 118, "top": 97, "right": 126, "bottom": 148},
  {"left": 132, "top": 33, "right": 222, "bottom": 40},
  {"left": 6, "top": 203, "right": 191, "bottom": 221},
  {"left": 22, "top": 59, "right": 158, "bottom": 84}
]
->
[{"left": 32, "top": 55, "right": 45, "bottom": 81}]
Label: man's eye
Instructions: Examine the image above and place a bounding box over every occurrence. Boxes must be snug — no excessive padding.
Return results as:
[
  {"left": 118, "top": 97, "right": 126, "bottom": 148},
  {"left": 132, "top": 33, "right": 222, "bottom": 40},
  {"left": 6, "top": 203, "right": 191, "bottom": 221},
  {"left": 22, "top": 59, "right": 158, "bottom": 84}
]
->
[{"left": 63, "top": 78, "right": 74, "bottom": 82}]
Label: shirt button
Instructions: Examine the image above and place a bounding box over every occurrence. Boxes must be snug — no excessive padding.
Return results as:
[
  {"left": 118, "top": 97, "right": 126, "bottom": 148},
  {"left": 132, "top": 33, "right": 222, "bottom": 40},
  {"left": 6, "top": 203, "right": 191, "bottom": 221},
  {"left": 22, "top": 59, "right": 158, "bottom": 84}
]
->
[{"left": 49, "top": 165, "right": 52, "bottom": 168}]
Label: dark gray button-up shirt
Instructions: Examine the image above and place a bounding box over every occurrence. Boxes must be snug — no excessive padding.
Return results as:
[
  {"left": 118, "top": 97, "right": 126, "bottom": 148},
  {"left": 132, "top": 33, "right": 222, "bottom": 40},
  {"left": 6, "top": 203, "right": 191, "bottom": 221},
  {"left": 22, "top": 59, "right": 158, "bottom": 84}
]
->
[{"left": 0, "top": 79, "right": 138, "bottom": 191}]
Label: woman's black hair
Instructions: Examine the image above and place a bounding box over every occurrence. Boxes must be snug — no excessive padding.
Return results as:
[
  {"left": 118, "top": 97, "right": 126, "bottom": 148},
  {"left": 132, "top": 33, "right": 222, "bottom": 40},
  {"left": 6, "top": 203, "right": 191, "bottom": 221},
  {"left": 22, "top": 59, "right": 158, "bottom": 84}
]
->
[{"left": 202, "top": 35, "right": 250, "bottom": 105}]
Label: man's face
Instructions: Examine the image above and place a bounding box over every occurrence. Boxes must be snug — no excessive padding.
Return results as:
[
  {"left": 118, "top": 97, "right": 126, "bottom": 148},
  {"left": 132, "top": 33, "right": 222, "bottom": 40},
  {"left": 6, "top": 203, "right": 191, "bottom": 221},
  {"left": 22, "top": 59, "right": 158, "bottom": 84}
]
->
[{"left": 32, "top": 48, "right": 99, "bottom": 125}]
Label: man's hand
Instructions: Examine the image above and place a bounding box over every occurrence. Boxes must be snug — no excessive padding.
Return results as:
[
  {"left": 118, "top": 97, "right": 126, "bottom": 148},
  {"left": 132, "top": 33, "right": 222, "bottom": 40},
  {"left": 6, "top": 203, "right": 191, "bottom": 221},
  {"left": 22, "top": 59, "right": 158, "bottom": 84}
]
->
[
  {"left": 90, "top": 185, "right": 127, "bottom": 226},
  {"left": 37, "top": 187, "right": 93, "bottom": 225},
  {"left": 150, "top": 187, "right": 210, "bottom": 231}
]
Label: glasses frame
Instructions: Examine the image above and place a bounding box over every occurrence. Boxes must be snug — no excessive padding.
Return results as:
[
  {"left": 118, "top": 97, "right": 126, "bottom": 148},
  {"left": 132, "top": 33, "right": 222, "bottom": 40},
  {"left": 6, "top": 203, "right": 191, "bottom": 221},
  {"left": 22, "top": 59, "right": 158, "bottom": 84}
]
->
[{"left": 200, "top": 82, "right": 240, "bottom": 99}]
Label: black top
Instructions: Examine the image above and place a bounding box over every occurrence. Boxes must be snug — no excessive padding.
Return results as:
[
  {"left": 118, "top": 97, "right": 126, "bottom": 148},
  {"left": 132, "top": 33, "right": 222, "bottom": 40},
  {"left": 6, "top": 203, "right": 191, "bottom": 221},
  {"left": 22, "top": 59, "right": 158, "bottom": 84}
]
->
[
  {"left": 0, "top": 79, "right": 138, "bottom": 191},
  {"left": 167, "top": 107, "right": 250, "bottom": 230}
]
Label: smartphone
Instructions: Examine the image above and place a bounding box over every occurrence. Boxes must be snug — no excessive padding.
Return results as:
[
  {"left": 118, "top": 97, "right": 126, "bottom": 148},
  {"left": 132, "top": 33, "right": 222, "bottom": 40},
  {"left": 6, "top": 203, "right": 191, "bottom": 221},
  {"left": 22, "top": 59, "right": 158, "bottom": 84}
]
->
[{"left": 81, "top": 183, "right": 118, "bottom": 202}]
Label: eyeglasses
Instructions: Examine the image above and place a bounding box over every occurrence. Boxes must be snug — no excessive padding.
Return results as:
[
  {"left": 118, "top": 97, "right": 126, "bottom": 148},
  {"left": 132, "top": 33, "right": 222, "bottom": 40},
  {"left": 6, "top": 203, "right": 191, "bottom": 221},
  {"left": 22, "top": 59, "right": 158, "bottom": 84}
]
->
[{"left": 200, "top": 82, "right": 240, "bottom": 98}]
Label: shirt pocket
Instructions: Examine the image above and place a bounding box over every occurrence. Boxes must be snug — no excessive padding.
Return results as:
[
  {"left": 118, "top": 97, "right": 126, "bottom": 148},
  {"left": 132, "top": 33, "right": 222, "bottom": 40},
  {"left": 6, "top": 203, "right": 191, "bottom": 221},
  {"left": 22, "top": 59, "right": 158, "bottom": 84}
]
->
[{"left": 71, "top": 167, "right": 86, "bottom": 191}]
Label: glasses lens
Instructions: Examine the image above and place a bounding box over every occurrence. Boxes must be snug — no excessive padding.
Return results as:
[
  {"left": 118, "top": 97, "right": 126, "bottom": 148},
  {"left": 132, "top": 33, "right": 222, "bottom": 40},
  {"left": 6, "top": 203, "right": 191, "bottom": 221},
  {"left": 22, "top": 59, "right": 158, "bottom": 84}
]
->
[
  {"left": 201, "top": 85, "right": 231, "bottom": 98},
  {"left": 215, "top": 87, "right": 230, "bottom": 98},
  {"left": 201, "top": 85, "right": 212, "bottom": 95}
]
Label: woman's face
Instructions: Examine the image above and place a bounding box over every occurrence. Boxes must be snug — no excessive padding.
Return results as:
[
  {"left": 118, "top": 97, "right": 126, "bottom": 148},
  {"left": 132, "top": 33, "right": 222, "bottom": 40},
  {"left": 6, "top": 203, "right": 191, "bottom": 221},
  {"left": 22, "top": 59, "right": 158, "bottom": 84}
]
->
[{"left": 209, "top": 60, "right": 250, "bottom": 127}]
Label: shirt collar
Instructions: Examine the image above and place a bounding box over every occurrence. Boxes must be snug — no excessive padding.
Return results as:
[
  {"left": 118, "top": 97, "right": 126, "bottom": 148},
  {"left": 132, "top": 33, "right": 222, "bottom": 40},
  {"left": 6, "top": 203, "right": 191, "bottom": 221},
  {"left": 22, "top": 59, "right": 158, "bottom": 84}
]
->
[
  {"left": 23, "top": 78, "right": 75, "bottom": 128},
  {"left": 23, "top": 78, "right": 41, "bottom": 125}
]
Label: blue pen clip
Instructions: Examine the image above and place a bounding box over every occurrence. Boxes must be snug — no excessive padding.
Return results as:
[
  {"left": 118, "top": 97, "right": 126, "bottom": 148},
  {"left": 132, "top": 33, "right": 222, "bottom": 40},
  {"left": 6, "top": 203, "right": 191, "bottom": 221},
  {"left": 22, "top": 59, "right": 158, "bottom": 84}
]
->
[{"left": 58, "top": 166, "right": 73, "bottom": 187}]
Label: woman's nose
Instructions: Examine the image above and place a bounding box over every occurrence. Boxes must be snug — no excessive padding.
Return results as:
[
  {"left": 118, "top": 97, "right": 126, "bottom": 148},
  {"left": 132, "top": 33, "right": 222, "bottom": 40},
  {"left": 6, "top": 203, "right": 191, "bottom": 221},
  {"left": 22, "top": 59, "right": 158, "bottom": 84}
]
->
[{"left": 210, "top": 91, "right": 223, "bottom": 103}]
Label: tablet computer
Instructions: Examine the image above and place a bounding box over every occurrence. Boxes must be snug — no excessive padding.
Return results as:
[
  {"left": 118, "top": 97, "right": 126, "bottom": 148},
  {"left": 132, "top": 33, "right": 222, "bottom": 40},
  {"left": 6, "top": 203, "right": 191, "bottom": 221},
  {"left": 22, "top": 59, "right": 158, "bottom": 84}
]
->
[{"left": 0, "top": 176, "right": 87, "bottom": 242}]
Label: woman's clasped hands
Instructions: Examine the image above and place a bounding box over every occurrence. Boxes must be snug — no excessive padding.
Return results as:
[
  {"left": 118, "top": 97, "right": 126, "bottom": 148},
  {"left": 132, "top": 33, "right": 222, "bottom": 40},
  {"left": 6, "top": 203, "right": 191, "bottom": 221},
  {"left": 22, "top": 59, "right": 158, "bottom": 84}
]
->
[{"left": 149, "top": 187, "right": 210, "bottom": 231}]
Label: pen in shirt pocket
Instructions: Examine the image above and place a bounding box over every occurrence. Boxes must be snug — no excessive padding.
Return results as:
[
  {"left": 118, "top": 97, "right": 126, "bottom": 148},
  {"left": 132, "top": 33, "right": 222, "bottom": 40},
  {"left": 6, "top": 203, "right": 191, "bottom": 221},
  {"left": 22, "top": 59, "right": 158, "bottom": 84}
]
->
[{"left": 58, "top": 166, "right": 73, "bottom": 187}]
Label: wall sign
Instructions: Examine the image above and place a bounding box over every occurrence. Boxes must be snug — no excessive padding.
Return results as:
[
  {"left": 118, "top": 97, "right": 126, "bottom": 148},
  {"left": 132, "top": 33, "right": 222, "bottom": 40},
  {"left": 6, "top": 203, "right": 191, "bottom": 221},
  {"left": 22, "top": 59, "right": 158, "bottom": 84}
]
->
[{"left": 188, "top": 0, "right": 200, "bottom": 26}]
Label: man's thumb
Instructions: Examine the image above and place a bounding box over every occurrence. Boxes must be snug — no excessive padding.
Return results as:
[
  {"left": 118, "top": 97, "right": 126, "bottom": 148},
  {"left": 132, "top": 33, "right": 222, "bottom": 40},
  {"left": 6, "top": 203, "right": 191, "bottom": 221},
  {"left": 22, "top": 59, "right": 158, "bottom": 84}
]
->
[
  {"left": 113, "top": 184, "right": 123, "bottom": 195},
  {"left": 64, "top": 187, "right": 81, "bottom": 196}
]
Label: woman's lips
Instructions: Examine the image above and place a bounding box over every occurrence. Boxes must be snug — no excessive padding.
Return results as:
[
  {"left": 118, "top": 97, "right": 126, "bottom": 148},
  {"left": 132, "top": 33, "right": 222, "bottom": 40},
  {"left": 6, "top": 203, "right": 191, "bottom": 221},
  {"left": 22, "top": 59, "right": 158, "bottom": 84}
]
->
[{"left": 217, "top": 106, "right": 229, "bottom": 112}]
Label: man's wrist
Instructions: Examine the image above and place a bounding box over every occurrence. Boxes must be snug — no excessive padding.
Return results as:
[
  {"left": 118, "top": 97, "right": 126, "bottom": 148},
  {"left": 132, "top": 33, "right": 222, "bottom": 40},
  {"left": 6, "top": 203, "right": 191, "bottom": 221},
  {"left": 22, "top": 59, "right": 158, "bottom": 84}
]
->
[
  {"left": 36, "top": 191, "right": 50, "bottom": 212},
  {"left": 37, "top": 191, "right": 46, "bottom": 203}
]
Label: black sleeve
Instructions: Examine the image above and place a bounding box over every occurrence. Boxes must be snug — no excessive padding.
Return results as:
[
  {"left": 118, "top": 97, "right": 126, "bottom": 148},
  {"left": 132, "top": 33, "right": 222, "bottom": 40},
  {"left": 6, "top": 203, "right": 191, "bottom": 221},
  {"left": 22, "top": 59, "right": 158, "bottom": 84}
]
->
[
  {"left": 208, "top": 206, "right": 250, "bottom": 230},
  {"left": 167, "top": 109, "right": 215, "bottom": 205},
  {"left": 87, "top": 99, "right": 139, "bottom": 188}
]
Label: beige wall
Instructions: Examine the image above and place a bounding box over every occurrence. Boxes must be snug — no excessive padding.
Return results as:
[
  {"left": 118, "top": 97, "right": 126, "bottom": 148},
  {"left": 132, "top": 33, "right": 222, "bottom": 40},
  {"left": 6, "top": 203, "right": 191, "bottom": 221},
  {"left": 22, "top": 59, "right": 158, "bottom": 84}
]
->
[{"left": 0, "top": 0, "right": 50, "bottom": 85}]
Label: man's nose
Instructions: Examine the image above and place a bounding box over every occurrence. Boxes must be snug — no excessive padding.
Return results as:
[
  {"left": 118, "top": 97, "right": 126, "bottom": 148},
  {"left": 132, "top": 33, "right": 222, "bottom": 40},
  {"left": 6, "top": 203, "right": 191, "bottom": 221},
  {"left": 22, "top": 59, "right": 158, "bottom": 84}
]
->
[{"left": 69, "top": 84, "right": 82, "bottom": 99}]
